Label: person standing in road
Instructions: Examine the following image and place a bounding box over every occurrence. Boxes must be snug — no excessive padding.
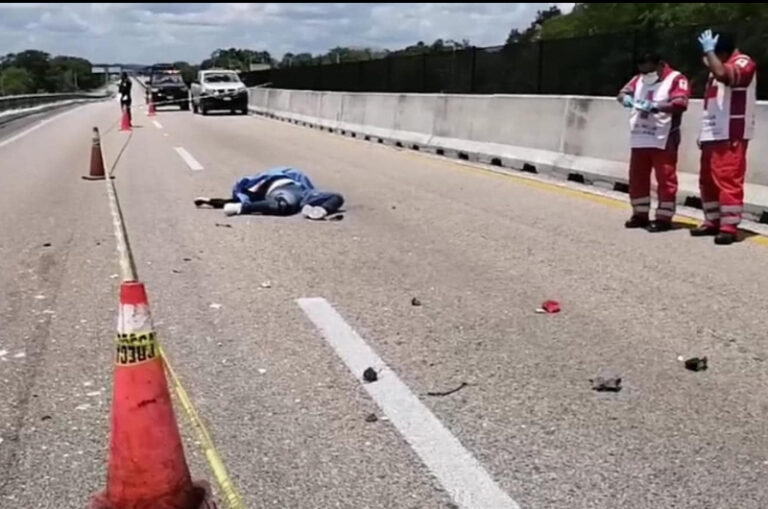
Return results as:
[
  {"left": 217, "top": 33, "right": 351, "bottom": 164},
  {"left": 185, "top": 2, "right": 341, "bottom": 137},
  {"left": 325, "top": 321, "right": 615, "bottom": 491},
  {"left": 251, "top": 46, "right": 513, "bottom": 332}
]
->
[
  {"left": 118, "top": 72, "right": 132, "bottom": 124},
  {"left": 692, "top": 30, "right": 757, "bottom": 245},
  {"left": 617, "top": 52, "right": 691, "bottom": 232}
]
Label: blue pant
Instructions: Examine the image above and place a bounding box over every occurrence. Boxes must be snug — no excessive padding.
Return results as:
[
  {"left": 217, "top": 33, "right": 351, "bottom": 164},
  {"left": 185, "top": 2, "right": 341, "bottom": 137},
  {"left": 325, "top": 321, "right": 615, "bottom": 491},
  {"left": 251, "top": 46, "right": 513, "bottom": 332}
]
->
[
  {"left": 240, "top": 188, "right": 344, "bottom": 216},
  {"left": 302, "top": 191, "right": 344, "bottom": 213}
]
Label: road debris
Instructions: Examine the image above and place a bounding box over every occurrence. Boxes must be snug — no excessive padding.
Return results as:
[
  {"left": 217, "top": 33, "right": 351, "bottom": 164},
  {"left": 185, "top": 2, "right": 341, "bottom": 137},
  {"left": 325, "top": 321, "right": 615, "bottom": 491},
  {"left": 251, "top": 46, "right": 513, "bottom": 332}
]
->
[
  {"left": 42, "top": 243, "right": 51, "bottom": 247},
  {"left": 684, "top": 357, "right": 708, "bottom": 372},
  {"left": 536, "top": 300, "right": 561, "bottom": 314},
  {"left": 172, "top": 269, "right": 181, "bottom": 274},
  {"left": 41, "top": 415, "right": 51, "bottom": 421},
  {"left": 209, "top": 303, "right": 223, "bottom": 310},
  {"left": 109, "top": 274, "right": 119, "bottom": 279},
  {"left": 427, "top": 382, "right": 468, "bottom": 397},
  {"left": 590, "top": 376, "right": 622, "bottom": 392},
  {"left": 13, "top": 352, "right": 26, "bottom": 359},
  {"left": 260, "top": 281, "right": 272, "bottom": 289},
  {"left": 35, "top": 295, "right": 46, "bottom": 300},
  {"left": 258, "top": 368, "right": 267, "bottom": 375},
  {"left": 365, "top": 413, "right": 378, "bottom": 423},
  {"left": 215, "top": 223, "right": 232, "bottom": 228},
  {"left": 411, "top": 297, "right": 422, "bottom": 307},
  {"left": 183, "top": 257, "right": 192, "bottom": 262},
  {"left": 75, "top": 404, "right": 91, "bottom": 411},
  {"left": 363, "top": 367, "right": 378, "bottom": 383}
]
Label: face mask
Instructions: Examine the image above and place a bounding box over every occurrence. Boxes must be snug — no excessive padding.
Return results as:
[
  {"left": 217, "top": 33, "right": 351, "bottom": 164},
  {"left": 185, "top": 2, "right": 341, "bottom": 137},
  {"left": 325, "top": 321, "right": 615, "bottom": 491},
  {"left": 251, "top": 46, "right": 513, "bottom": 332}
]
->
[{"left": 641, "top": 72, "right": 658, "bottom": 85}]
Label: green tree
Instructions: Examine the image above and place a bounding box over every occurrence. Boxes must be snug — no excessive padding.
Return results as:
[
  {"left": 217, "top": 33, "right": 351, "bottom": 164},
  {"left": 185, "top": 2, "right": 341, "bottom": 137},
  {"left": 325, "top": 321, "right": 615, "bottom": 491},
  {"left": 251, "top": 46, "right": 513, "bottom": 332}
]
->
[
  {"left": 280, "top": 52, "right": 315, "bottom": 67},
  {"left": 9, "top": 50, "right": 53, "bottom": 92},
  {"left": 540, "top": 3, "right": 768, "bottom": 39},
  {"left": 0, "top": 67, "right": 32, "bottom": 95},
  {"left": 202, "top": 48, "right": 275, "bottom": 71}
]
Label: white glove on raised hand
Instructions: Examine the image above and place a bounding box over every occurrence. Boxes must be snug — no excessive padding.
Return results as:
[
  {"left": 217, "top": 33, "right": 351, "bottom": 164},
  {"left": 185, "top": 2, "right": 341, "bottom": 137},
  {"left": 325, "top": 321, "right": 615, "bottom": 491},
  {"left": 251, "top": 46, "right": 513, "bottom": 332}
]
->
[{"left": 698, "top": 29, "right": 719, "bottom": 53}]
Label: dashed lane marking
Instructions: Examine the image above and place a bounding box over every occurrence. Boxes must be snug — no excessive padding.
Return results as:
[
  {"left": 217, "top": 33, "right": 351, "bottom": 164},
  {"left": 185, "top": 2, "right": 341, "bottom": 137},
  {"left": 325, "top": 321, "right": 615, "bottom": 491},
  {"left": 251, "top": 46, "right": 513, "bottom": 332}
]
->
[
  {"left": 297, "top": 297, "right": 521, "bottom": 509},
  {"left": 174, "top": 146, "right": 204, "bottom": 171}
]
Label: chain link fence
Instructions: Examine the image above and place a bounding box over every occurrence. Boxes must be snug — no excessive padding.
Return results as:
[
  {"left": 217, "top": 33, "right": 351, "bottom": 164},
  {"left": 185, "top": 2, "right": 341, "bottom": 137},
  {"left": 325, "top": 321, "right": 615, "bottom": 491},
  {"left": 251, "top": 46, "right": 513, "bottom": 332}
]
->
[{"left": 242, "top": 21, "right": 768, "bottom": 99}]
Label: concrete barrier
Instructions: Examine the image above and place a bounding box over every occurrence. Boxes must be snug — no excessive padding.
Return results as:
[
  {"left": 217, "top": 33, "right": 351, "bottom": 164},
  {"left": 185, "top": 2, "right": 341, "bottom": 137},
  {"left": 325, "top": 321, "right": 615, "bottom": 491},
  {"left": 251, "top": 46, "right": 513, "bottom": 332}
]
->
[{"left": 248, "top": 89, "right": 768, "bottom": 220}]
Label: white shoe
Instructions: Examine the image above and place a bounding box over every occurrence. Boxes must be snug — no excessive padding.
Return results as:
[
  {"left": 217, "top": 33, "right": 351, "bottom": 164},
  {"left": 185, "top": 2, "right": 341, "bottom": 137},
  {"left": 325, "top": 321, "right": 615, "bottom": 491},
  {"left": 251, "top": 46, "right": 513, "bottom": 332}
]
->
[
  {"left": 223, "top": 203, "right": 242, "bottom": 216},
  {"left": 302, "top": 205, "right": 328, "bottom": 220}
]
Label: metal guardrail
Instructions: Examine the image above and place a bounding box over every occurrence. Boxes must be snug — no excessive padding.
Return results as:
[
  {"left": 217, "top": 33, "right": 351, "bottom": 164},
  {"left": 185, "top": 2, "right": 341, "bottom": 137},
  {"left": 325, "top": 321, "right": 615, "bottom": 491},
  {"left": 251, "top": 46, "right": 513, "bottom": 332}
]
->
[{"left": 0, "top": 91, "right": 112, "bottom": 114}]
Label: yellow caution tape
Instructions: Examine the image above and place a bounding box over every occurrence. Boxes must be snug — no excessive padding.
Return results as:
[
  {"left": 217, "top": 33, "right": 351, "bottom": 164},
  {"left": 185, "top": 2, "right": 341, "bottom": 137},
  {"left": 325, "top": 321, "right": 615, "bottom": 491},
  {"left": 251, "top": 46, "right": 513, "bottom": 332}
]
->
[
  {"left": 115, "top": 331, "right": 158, "bottom": 365},
  {"left": 159, "top": 346, "right": 247, "bottom": 509}
]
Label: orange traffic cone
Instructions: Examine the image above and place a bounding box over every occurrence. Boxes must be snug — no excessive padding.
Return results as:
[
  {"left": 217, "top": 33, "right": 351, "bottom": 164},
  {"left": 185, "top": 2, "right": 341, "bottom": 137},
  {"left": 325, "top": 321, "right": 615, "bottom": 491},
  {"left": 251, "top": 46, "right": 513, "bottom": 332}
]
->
[
  {"left": 119, "top": 106, "right": 132, "bottom": 132},
  {"left": 83, "top": 127, "right": 108, "bottom": 181},
  {"left": 88, "top": 281, "right": 215, "bottom": 509}
]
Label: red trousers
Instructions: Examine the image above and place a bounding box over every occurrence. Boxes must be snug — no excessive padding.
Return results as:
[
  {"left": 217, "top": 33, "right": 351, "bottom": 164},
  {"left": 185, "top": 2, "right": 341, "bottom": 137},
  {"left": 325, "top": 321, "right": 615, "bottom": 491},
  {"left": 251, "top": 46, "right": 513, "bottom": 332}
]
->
[
  {"left": 700, "top": 140, "right": 748, "bottom": 233},
  {"left": 629, "top": 146, "right": 679, "bottom": 221}
]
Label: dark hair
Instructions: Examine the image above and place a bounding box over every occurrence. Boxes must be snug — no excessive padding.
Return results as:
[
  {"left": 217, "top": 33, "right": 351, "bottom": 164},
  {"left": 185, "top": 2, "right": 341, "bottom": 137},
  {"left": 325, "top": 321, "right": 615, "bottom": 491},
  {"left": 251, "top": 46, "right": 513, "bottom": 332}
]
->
[
  {"left": 715, "top": 32, "right": 736, "bottom": 55},
  {"left": 637, "top": 52, "right": 662, "bottom": 66}
]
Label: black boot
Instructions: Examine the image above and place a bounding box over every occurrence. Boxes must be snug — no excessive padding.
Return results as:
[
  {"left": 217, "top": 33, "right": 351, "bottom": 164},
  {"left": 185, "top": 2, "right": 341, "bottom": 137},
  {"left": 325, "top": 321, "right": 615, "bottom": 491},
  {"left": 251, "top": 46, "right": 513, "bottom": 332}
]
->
[
  {"left": 714, "top": 231, "right": 737, "bottom": 245},
  {"left": 625, "top": 216, "right": 649, "bottom": 229},
  {"left": 647, "top": 220, "right": 672, "bottom": 233},
  {"left": 690, "top": 224, "right": 719, "bottom": 237}
]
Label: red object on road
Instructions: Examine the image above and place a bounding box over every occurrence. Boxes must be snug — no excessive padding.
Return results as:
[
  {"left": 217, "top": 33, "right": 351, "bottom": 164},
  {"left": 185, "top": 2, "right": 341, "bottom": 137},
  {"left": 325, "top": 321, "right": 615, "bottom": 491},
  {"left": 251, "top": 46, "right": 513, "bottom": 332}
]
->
[
  {"left": 87, "top": 281, "right": 214, "bottom": 509},
  {"left": 541, "top": 300, "right": 561, "bottom": 314}
]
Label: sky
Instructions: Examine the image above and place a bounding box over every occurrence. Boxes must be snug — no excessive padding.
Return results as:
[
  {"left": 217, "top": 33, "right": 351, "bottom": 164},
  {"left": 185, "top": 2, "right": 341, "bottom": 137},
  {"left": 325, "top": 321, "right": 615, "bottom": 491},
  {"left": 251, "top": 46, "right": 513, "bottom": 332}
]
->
[{"left": 0, "top": 3, "right": 574, "bottom": 64}]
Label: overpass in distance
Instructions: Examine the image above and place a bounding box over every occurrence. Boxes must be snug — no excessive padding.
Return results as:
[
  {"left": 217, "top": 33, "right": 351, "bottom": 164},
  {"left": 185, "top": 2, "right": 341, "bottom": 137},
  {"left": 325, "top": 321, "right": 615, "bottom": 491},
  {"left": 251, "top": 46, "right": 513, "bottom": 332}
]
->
[{"left": 1, "top": 79, "right": 767, "bottom": 509}]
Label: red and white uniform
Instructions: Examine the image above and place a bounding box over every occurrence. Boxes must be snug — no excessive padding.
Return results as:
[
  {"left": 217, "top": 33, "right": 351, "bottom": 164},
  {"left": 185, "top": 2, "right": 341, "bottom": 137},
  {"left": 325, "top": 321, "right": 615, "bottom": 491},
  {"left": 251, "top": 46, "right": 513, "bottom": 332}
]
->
[
  {"left": 699, "top": 51, "right": 757, "bottom": 232},
  {"left": 621, "top": 65, "right": 690, "bottom": 221}
]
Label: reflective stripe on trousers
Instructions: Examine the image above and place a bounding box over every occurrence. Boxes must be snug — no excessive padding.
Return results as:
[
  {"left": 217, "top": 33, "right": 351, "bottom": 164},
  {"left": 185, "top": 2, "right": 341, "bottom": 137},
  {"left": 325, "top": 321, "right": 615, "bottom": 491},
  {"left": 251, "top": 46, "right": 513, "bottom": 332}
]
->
[{"left": 631, "top": 197, "right": 651, "bottom": 215}]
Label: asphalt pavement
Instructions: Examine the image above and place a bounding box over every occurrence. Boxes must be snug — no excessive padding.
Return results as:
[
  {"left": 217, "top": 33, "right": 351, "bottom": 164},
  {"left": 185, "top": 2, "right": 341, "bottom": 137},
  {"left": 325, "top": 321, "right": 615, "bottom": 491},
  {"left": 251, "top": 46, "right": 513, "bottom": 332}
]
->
[{"left": 1, "top": 87, "right": 767, "bottom": 509}]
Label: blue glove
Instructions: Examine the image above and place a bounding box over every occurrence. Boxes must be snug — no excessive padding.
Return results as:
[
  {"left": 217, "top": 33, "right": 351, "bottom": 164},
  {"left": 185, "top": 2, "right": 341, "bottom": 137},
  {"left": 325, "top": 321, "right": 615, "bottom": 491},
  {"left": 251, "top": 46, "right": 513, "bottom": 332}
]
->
[
  {"left": 621, "top": 95, "right": 634, "bottom": 108},
  {"left": 698, "top": 29, "right": 719, "bottom": 53},
  {"left": 635, "top": 99, "right": 657, "bottom": 113}
]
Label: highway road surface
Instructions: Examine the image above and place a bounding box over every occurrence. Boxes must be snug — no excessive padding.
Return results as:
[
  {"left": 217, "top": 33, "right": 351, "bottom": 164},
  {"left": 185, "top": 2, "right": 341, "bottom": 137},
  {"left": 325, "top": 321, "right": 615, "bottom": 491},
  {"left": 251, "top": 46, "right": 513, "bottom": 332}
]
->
[{"left": 1, "top": 86, "right": 768, "bottom": 509}]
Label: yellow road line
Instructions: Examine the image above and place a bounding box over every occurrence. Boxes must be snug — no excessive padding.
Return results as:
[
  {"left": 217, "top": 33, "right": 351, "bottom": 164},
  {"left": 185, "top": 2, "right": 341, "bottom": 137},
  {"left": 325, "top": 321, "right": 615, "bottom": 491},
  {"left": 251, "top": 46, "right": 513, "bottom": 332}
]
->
[{"left": 160, "top": 346, "right": 247, "bottom": 509}]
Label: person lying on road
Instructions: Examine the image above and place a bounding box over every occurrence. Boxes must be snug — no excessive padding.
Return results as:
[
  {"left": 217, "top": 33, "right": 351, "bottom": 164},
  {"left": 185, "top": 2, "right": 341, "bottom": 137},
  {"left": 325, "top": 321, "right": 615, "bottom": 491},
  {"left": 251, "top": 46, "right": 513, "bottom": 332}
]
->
[{"left": 194, "top": 166, "right": 344, "bottom": 220}]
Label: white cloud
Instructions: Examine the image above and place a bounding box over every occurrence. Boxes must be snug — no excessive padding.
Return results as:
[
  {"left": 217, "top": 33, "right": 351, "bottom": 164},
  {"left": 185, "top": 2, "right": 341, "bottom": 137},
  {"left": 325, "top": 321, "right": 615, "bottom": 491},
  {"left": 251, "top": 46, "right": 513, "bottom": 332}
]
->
[{"left": 0, "top": 3, "right": 573, "bottom": 63}]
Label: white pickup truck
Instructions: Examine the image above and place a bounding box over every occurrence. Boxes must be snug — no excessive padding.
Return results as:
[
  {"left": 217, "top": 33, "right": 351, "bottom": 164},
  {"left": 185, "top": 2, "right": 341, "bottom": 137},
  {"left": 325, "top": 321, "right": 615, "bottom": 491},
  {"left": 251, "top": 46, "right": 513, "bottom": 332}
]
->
[{"left": 189, "top": 69, "right": 249, "bottom": 115}]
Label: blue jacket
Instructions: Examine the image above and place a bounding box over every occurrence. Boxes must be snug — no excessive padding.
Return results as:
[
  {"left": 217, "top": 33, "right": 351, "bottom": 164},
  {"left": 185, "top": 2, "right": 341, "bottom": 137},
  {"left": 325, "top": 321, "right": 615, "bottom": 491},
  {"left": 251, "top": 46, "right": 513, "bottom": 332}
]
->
[{"left": 232, "top": 167, "right": 316, "bottom": 205}]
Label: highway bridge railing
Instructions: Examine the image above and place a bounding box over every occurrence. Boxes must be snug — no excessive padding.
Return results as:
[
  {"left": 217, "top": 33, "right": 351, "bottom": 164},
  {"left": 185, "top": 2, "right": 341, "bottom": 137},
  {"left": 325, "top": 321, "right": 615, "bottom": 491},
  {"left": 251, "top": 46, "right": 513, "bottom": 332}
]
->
[{"left": 0, "top": 90, "right": 114, "bottom": 125}]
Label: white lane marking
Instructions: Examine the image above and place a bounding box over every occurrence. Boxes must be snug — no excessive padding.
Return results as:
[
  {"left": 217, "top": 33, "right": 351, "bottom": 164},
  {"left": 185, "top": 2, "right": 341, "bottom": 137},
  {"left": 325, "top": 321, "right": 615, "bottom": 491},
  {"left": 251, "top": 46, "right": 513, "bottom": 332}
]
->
[
  {"left": 173, "top": 146, "right": 203, "bottom": 171},
  {"left": 152, "top": 120, "right": 163, "bottom": 129},
  {"left": 0, "top": 106, "right": 82, "bottom": 149},
  {"left": 297, "top": 297, "right": 520, "bottom": 509}
]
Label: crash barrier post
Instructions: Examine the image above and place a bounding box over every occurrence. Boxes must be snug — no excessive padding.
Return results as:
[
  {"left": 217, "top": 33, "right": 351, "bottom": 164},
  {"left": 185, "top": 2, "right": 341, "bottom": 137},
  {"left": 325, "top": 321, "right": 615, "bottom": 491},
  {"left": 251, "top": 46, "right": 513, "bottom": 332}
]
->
[
  {"left": 87, "top": 279, "right": 216, "bottom": 509},
  {"left": 82, "top": 127, "right": 108, "bottom": 181}
]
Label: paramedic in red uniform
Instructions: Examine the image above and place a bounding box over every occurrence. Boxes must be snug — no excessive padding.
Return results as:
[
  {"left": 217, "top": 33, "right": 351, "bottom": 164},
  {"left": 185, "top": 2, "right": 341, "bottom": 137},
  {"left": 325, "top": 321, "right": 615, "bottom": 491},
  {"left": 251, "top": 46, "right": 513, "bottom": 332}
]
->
[
  {"left": 617, "top": 52, "right": 690, "bottom": 232},
  {"left": 691, "top": 30, "right": 757, "bottom": 245}
]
